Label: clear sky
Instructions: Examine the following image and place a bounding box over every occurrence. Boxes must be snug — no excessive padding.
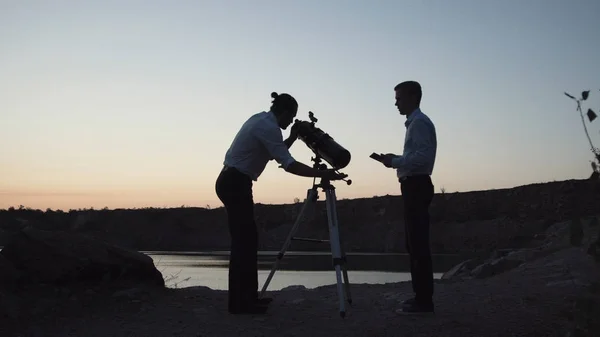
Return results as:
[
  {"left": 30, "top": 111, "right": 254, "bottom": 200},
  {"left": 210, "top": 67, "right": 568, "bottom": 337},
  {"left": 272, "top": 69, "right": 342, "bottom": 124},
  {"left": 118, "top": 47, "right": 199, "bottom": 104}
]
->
[{"left": 1, "top": 0, "right": 600, "bottom": 211}]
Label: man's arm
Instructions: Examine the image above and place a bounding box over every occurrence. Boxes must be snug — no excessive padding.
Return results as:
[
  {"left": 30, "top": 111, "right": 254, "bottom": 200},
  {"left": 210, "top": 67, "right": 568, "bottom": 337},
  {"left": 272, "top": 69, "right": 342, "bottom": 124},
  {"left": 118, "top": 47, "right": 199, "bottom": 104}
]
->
[
  {"left": 254, "top": 125, "right": 333, "bottom": 178},
  {"left": 391, "top": 119, "right": 435, "bottom": 170},
  {"left": 283, "top": 122, "right": 299, "bottom": 148},
  {"left": 284, "top": 135, "right": 297, "bottom": 148}
]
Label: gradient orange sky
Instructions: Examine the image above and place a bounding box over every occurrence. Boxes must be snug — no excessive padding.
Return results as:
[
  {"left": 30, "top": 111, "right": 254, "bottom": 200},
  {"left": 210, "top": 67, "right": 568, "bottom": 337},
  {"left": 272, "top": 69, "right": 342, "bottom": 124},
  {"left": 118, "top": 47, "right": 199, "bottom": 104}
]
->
[{"left": 2, "top": 1, "right": 599, "bottom": 211}]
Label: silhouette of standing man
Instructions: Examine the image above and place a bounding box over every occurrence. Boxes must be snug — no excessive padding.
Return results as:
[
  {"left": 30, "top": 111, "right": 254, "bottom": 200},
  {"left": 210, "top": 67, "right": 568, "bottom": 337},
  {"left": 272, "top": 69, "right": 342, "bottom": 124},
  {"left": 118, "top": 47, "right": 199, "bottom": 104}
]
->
[
  {"left": 380, "top": 81, "right": 437, "bottom": 314},
  {"left": 215, "top": 92, "right": 346, "bottom": 315}
]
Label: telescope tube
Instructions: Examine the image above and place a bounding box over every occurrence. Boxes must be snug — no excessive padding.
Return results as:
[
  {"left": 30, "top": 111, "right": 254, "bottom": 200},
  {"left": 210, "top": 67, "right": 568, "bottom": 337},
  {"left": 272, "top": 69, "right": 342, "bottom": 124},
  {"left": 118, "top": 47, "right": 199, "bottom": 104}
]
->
[{"left": 294, "top": 120, "right": 351, "bottom": 170}]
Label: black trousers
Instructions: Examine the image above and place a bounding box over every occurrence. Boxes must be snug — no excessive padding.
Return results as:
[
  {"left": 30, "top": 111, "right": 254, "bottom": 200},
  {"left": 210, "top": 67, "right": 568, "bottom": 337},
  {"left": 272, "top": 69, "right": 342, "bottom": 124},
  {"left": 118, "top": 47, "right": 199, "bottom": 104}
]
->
[
  {"left": 400, "top": 175, "right": 434, "bottom": 304},
  {"left": 215, "top": 166, "right": 258, "bottom": 312}
]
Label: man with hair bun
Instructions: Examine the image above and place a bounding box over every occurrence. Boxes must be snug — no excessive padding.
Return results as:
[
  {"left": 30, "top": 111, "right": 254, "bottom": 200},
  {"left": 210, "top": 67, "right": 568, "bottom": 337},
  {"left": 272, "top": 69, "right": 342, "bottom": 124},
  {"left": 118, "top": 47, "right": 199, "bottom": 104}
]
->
[{"left": 215, "top": 92, "right": 347, "bottom": 315}]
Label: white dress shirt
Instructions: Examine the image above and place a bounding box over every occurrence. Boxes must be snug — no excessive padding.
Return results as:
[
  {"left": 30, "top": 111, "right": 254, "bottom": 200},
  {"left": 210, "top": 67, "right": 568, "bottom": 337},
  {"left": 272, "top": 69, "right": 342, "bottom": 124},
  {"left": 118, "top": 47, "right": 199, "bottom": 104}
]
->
[
  {"left": 391, "top": 108, "right": 437, "bottom": 180},
  {"left": 223, "top": 111, "right": 296, "bottom": 181}
]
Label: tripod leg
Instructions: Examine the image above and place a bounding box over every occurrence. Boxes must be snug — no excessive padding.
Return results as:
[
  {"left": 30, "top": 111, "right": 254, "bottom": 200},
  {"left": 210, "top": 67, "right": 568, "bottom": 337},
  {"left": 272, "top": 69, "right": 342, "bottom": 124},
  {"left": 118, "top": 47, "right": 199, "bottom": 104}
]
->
[
  {"left": 332, "top": 195, "right": 352, "bottom": 305},
  {"left": 259, "top": 187, "right": 318, "bottom": 298},
  {"left": 324, "top": 188, "right": 350, "bottom": 318},
  {"left": 340, "top": 235, "right": 353, "bottom": 305}
]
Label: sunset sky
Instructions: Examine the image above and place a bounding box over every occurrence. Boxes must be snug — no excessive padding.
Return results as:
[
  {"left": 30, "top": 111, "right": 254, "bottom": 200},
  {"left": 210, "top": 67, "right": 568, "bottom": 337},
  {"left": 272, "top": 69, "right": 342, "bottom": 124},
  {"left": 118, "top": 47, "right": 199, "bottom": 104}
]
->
[{"left": 1, "top": 0, "right": 600, "bottom": 211}]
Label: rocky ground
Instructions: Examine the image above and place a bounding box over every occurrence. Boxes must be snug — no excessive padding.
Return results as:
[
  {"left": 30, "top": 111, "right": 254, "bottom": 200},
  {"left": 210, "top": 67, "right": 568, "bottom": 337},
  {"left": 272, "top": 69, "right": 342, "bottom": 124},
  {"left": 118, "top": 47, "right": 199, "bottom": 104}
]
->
[
  {"left": 2, "top": 246, "right": 598, "bottom": 337},
  {"left": 2, "top": 217, "right": 599, "bottom": 337}
]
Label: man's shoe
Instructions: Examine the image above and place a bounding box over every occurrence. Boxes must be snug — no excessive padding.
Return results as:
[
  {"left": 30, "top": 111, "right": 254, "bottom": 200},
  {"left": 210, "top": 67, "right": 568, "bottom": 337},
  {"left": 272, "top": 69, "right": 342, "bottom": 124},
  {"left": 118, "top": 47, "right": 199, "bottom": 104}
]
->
[{"left": 396, "top": 301, "right": 434, "bottom": 315}]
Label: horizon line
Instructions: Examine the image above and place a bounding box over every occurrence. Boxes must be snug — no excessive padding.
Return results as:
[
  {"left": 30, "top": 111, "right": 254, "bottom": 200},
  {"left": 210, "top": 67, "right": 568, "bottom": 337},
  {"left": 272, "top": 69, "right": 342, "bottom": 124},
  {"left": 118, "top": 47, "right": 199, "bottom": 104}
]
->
[{"left": 0, "top": 177, "right": 591, "bottom": 213}]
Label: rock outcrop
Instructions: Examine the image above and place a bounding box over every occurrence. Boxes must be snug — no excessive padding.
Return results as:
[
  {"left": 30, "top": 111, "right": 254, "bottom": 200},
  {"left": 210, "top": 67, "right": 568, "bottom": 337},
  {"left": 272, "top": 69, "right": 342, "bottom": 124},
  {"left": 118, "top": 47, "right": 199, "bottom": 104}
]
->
[
  {"left": 0, "top": 227, "right": 166, "bottom": 334},
  {"left": 0, "top": 226, "right": 164, "bottom": 288},
  {"left": 441, "top": 216, "right": 600, "bottom": 281}
]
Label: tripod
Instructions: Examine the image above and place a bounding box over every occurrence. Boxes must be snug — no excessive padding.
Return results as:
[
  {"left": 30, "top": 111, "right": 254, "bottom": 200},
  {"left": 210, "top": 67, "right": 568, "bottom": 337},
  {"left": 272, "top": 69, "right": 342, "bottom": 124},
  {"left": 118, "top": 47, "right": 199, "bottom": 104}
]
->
[{"left": 259, "top": 155, "right": 353, "bottom": 318}]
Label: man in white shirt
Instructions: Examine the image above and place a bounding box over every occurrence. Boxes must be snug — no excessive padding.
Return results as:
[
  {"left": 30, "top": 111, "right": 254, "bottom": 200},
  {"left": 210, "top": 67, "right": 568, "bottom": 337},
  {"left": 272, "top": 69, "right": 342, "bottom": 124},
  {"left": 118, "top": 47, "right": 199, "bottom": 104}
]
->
[
  {"left": 380, "top": 81, "right": 437, "bottom": 314},
  {"left": 215, "top": 92, "right": 347, "bottom": 315}
]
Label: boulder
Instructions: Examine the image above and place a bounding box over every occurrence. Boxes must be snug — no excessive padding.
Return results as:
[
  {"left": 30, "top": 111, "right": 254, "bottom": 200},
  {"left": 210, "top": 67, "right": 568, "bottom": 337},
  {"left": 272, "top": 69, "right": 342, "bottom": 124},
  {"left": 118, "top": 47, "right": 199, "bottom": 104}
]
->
[
  {"left": 442, "top": 217, "right": 600, "bottom": 281},
  {"left": 440, "top": 258, "right": 479, "bottom": 280},
  {"left": 441, "top": 246, "right": 548, "bottom": 281},
  {"left": 0, "top": 226, "right": 164, "bottom": 288},
  {"left": 470, "top": 256, "right": 524, "bottom": 279}
]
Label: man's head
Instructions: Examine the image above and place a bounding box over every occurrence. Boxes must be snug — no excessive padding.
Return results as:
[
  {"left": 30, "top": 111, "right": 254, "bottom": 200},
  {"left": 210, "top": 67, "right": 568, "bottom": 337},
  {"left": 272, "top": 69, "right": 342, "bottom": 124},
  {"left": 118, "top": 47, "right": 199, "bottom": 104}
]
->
[
  {"left": 270, "top": 92, "right": 298, "bottom": 129},
  {"left": 394, "top": 81, "right": 422, "bottom": 116}
]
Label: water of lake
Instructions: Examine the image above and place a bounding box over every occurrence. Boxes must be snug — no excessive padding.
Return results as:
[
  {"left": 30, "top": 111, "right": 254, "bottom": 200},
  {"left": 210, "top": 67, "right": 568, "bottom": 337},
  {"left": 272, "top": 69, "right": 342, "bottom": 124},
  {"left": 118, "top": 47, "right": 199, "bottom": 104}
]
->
[{"left": 147, "top": 251, "right": 460, "bottom": 290}]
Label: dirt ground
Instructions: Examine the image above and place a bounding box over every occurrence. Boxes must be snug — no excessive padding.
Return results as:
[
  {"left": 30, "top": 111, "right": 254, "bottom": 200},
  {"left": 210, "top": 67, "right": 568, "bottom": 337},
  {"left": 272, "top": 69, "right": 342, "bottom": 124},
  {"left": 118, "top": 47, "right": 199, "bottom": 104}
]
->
[{"left": 4, "top": 246, "right": 598, "bottom": 337}]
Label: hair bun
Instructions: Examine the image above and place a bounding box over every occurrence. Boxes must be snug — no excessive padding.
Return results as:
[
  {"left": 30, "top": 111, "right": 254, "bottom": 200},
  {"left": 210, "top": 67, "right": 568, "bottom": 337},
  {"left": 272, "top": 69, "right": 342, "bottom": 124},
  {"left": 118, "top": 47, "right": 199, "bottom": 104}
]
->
[{"left": 271, "top": 92, "right": 278, "bottom": 99}]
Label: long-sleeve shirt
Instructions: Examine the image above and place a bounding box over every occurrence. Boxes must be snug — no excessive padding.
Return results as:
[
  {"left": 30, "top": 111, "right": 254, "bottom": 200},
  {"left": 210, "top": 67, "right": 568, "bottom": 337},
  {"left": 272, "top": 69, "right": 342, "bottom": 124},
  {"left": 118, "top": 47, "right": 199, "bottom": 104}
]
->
[
  {"left": 391, "top": 108, "right": 437, "bottom": 180},
  {"left": 223, "top": 111, "right": 296, "bottom": 181}
]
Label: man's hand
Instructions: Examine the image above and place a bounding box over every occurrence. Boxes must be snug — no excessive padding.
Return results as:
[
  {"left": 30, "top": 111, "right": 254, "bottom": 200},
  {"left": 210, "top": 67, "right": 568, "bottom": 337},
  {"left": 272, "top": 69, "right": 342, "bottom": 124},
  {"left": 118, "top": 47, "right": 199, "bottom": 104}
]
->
[
  {"left": 285, "top": 122, "right": 300, "bottom": 148},
  {"left": 321, "top": 169, "right": 347, "bottom": 181},
  {"left": 382, "top": 153, "right": 397, "bottom": 168}
]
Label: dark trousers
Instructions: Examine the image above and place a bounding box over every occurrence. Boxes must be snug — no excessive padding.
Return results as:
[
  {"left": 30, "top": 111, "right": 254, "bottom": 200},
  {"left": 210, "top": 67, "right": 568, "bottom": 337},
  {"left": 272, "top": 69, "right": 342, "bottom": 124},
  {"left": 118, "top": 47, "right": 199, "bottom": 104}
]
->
[
  {"left": 215, "top": 166, "right": 258, "bottom": 312},
  {"left": 400, "top": 175, "right": 434, "bottom": 304}
]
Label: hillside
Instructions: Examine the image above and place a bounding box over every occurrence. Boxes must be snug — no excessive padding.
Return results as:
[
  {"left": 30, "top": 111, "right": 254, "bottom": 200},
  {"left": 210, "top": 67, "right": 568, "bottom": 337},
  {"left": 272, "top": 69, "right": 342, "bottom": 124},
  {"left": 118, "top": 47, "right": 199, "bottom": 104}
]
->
[{"left": 1, "top": 179, "right": 599, "bottom": 254}]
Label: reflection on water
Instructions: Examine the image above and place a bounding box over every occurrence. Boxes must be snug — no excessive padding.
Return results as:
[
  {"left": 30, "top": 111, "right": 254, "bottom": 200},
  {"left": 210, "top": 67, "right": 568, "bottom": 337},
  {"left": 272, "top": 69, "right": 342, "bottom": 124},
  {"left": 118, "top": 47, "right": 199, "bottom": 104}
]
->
[{"left": 149, "top": 251, "right": 452, "bottom": 290}]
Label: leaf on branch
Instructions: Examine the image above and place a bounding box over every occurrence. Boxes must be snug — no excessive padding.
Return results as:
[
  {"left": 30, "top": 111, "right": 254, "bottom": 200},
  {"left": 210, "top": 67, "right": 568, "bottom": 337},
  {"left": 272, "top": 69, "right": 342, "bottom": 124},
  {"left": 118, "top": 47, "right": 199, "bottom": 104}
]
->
[
  {"left": 582, "top": 90, "right": 590, "bottom": 100},
  {"left": 564, "top": 92, "right": 576, "bottom": 100},
  {"left": 588, "top": 109, "right": 597, "bottom": 122}
]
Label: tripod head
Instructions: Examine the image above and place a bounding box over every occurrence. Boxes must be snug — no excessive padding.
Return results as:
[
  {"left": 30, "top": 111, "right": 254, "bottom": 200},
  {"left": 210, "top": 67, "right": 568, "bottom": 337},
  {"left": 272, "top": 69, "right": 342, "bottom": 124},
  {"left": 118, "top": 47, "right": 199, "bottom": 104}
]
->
[{"left": 311, "top": 154, "right": 352, "bottom": 186}]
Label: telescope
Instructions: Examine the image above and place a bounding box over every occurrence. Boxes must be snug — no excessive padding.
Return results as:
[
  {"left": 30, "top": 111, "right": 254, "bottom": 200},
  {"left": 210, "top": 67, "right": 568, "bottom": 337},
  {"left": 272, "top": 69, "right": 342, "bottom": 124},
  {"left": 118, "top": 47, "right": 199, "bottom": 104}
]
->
[{"left": 292, "top": 111, "right": 352, "bottom": 170}]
